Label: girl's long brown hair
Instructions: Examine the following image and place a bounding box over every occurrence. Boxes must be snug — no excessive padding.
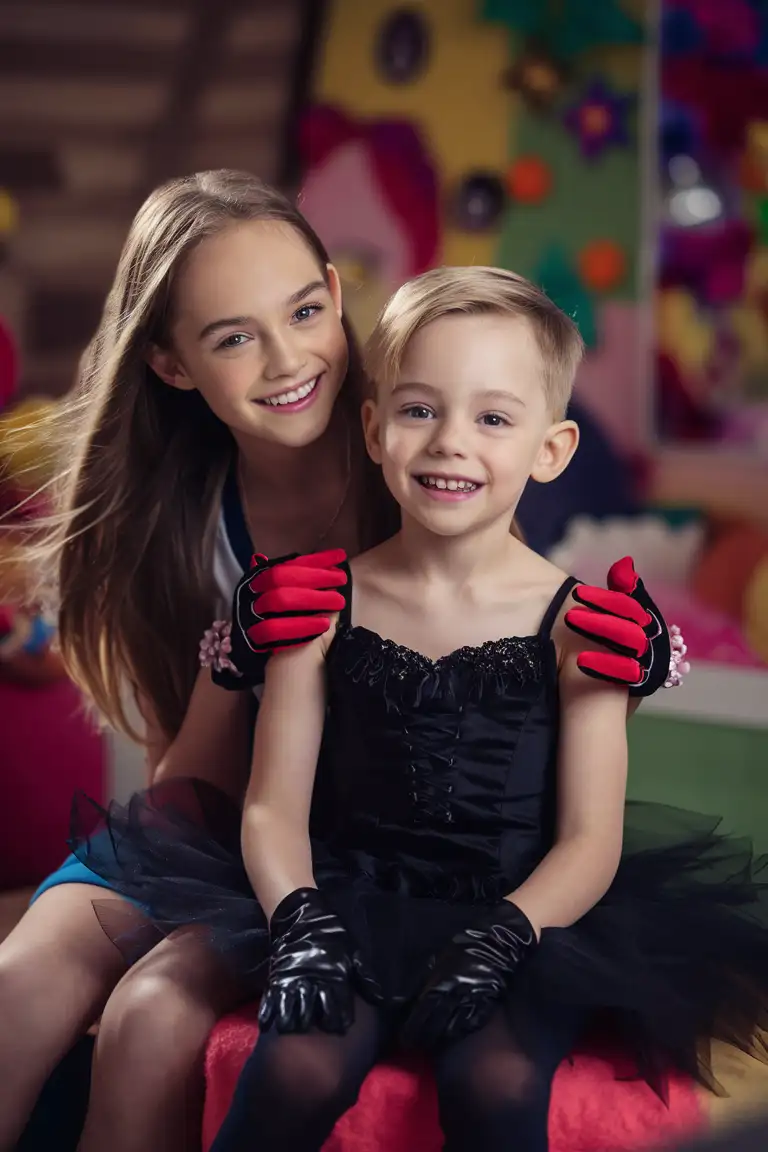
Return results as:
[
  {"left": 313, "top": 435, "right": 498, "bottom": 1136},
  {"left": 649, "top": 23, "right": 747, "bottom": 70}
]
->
[{"left": 39, "top": 170, "right": 398, "bottom": 743}]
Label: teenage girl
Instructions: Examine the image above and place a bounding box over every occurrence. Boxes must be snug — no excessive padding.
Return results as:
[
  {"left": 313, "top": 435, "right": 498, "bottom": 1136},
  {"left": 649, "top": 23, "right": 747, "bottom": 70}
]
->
[{"left": 0, "top": 171, "right": 669, "bottom": 1152}]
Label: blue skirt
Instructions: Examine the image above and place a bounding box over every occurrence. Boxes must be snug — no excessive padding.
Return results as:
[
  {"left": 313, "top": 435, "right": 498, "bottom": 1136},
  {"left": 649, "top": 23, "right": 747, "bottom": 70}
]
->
[{"left": 31, "top": 854, "right": 118, "bottom": 904}]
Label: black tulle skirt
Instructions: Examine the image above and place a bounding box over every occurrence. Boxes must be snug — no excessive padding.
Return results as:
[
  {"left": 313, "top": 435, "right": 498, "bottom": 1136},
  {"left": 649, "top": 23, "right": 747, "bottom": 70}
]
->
[{"left": 69, "top": 778, "right": 768, "bottom": 1098}]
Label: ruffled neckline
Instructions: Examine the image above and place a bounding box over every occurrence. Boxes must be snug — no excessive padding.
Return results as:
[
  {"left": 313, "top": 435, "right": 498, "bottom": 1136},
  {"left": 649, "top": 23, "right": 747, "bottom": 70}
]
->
[
  {"left": 329, "top": 624, "right": 550, "bottom": 696},
  {"left": 336, "top": 623, "right": 544, "bottom": 670}
]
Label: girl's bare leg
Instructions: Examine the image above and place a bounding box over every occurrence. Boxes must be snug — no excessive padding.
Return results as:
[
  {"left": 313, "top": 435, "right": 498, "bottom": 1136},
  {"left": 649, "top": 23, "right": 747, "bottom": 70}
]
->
[
  {"left": 78, "top": 931, "right": 243, "bottom": 1152},
  {"left": 0, "top": 885, "right": 130, "bottom": 1150}
]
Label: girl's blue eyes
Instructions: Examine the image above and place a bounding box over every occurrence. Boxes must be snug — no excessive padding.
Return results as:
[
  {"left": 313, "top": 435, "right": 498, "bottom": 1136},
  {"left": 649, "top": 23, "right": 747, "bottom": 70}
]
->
[
  {"left": 293, "top": 303, "right": 323, "bottom": 323},
  {"left": 218, "top": 333, "right": 248, "bottom": 350},
  {"left": 215, "top": 303, "right": 324, "bottom": 350},
  {"left": 400, "top": 405, "right": 511, "bottom": 428}
]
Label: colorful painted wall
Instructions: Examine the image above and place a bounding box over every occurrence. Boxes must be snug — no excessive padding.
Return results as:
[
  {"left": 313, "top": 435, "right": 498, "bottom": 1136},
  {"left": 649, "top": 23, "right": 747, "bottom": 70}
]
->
[
  {"left": 301, "top": 0, "right": 768, "bottom": 823},
  {"left": 303, "top": 0, "right": 647, "bottom": 451}
]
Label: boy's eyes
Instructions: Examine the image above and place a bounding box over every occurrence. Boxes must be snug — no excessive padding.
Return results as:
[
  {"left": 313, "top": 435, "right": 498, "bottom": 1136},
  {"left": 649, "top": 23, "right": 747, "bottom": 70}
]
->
[
  {"left": 400, "top": 403, "right": 434, "bottom": 419},
  {"left": 398, "top": 405, "right": 512, "bottom": 428}
]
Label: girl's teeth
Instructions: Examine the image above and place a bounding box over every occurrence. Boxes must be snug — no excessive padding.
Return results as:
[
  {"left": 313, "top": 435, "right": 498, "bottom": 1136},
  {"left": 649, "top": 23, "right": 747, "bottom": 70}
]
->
[{"left": 263, "top": 378, "right": 317, "bottom": 406}]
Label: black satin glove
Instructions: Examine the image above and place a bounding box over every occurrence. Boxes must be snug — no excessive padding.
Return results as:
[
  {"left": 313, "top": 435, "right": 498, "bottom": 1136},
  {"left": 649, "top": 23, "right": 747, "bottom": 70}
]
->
[
  {"left": 401, "top": 901, "right": 536, "bottom": 1050},
  {"left": 258, "top": 888, "right": 380, "bottom": 1035}
]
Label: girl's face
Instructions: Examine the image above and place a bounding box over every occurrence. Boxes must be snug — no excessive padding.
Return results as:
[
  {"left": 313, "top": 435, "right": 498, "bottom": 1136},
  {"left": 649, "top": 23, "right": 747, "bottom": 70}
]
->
[
  {"left": 364, "top": 313, "right": 578, "bottom": 538},
  {"left": 150, "top": 220, "right": 349, "bottom": 450}
]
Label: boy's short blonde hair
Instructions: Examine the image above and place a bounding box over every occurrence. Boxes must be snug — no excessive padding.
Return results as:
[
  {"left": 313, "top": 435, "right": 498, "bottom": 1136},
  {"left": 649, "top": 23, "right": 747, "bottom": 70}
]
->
[{"left": 365, "top": 266, "right": 584, "bottom": 420}]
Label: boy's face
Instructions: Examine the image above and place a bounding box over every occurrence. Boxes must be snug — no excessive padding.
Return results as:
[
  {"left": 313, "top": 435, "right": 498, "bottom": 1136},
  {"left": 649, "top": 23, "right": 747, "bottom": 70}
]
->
[{"left": 364, "top": 313, "right": 578, "bottom": 539}]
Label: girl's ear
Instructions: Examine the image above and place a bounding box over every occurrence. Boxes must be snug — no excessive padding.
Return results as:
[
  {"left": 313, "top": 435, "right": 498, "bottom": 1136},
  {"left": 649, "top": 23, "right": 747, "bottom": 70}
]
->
[
  {"left": 361, "top": 398, "right": 382, "bottom": 463},
  {"left": 147, "top": 346, "right": 195, "bottom": 392},
  {"left": 530, "top": 420, "right": 580, "bottom": 484},
  {"left": 326, "top": 264, "right": 343, "bottom": 319}
]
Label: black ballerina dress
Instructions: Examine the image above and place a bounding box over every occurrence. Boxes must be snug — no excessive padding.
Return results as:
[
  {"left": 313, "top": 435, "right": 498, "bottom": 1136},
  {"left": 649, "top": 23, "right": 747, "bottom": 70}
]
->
[{"left": 70, "top": 575, "right": 768, "bottom": 1097}]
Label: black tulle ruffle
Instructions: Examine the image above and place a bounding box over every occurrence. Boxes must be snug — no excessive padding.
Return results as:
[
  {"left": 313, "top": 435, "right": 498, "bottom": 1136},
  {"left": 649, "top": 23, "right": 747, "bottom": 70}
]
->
[{"left": 69, "top": 778, "right": 768, "bottom": 1098}]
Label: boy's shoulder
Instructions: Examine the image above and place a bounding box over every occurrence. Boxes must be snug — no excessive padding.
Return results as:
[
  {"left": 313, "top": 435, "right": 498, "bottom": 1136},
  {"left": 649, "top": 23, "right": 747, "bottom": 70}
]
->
[
  {"left": 507, "top": 543, "right": 572, "bottom": 599},
  {"left": 348, "top": 538, "right": 399, "bottom": 589},
  {"left": 501, "top": 544, "right": 576, "bottom": 645}
]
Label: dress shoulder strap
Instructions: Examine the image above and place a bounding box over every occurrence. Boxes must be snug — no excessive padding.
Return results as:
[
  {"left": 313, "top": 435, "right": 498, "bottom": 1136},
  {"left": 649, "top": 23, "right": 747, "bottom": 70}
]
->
[
  {"left": 338, "top": 561, "right": 353, "bottom": 627},
  {"left": 537, "top": 576, "right": 578, "bottom": 639}
]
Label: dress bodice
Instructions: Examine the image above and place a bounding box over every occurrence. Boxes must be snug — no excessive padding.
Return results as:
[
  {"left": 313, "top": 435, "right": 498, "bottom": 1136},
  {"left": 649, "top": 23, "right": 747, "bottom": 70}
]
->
[{"left": 314, "top": 577, "right": 576, "bottom": 902}]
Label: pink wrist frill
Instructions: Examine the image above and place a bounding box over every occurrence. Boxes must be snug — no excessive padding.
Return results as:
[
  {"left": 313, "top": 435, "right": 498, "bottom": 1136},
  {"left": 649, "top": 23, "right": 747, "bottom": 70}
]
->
[
  {"left": 665, "top": 625, "right": 690, "bottom": 688},
  {"left": 199, "top": 620, "right": 241, "bottom": 676}
]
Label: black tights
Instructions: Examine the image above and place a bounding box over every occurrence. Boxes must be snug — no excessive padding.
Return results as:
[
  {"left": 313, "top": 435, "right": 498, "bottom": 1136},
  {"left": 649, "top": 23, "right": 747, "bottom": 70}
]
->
[{"left": 210, "top": 997, "right": 582, "bottom": 1152}]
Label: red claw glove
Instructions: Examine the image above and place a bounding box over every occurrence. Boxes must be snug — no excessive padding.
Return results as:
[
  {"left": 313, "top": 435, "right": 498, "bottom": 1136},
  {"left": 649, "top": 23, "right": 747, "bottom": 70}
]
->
[
  {"left": 210, "top": 550, "right": 348, "bottom": 689},
  {"left": 564, "top": 557, "right": 676, "bottom": 698}
]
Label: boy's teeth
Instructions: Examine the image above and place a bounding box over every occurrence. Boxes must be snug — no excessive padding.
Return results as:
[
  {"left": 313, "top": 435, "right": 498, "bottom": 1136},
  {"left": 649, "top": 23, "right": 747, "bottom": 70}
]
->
[
  {"left": 263, "top": 378, "right": 317, "bottom": 406},
  {"left": 419, "top": 476, "right": 477, "bottom": 491}
]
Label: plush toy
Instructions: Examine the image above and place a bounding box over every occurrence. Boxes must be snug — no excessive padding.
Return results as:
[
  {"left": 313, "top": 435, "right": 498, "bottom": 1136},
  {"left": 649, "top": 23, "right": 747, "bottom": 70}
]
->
[
  {"left": 692, "top": 522, "right": 768, "bottom": 665},
  {"left": 0, "top": 361, "right": 106, "bottom": 889},
  {"left": 0, "top": 395, "right": 65, "bottom": 685}
]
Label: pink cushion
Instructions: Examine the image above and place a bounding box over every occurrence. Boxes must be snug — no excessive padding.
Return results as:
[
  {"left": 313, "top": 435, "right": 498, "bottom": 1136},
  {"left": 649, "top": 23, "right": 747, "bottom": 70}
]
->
[
  {"left": 0, "top": 678, "right": 106, "bottom": 889},
  {"left": 654, "top": 583, "right": 766, "bottom": 669},
  {"left": 203, "top": 1008, "right": 704, "bottom": 1152}
]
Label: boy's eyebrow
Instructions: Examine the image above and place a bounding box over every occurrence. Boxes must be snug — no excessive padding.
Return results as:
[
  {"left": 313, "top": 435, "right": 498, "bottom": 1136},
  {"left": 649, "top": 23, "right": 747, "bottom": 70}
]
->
[
  {"left": 391, "top": 382, "right": 526, "bottom": 407},
  {"left": 475, "top": 388, "right": 527, "bottom": 408},
  {"left": 391, "top": 381, "right": 440, "bottom": 397},
  {"left": 198, "top": 280, "right": 327, "bottom": 340}
]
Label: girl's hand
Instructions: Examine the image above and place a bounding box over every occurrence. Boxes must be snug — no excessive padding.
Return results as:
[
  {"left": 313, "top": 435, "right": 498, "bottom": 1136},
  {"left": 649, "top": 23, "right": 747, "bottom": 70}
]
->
[
  {"left": 259, "top": 888, "right": 381, "bottom": 1035},
  {"left": 204, "top": 551, "right": 348, "bottom": 688},
  {"left": 564, "top": 557, "right": 687, "bottom": 696},
  {"left": 401, "top": 902, "right": 536, "bottom": 1050}
]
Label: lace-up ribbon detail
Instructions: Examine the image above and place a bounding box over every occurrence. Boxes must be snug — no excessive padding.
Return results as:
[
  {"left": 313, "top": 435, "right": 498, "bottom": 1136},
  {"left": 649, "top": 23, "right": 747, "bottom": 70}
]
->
[{"left": 334, "top": 626, "right": 545, "bottom": 827}]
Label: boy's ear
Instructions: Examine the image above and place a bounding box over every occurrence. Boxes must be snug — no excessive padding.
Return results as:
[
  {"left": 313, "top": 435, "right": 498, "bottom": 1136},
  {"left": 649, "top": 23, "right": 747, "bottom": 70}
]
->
[
  {"left": 361, "top": 398, "right": 382, "bottom": 463},
  {"left": 530, "top": 420, "right": 579, "bottom": 484},
  {"left": 146, "top": 346, "right": 195, "bottom": 392}
]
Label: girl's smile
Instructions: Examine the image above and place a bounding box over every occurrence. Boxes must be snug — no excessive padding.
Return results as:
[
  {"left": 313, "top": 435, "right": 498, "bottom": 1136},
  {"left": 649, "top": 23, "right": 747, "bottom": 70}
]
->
[{"left": 254, "top": 372, "right": 323, "bottom": 413}]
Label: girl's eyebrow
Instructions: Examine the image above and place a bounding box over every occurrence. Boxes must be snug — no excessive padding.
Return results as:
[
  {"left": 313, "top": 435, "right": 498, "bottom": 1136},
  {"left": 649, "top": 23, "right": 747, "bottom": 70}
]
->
[
  {"left": 198, "top": 280, "right": 327, "bottom": 341},
  {"left": 198, "top": 315, "right": 252, "bottom": 341}
]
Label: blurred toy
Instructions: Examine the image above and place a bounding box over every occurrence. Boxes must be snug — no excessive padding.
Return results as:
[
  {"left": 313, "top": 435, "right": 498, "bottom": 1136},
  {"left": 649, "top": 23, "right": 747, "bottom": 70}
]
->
[
  {"left": 0, "top": 394, "right": 60, "bottom": 492},
  {"left": 0, "top": 317, "right": 17, "bottom": 410},
  {"left": 0, "top": 371, "right": 106, "bottom": 889},
  {"left": 549, "top": 513, "right": 766, "bottom": 669},
  {"left": 691, "top": 521, "right": 768, "bottom": 661},
  {"left": 744, "top": 555, "right": 768, "bottom": 663},
  {"left": 0, "top": 392, "right": 65, "bottom": 686}
]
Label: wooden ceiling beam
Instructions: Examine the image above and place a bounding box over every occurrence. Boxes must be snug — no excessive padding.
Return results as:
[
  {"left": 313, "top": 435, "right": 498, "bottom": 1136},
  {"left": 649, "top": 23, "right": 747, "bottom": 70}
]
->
[
  {"left": 0, "top": 39, "right": 291, "bottom": 85},
  {"left": 3, "top": 0, "right": 257, "bottom": 12},
  {"left": 0, "top": 122, "right": 277, "bottom": 151},
  {"left": 142, "top": 0, "right": 246, "bottom": 189}
]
